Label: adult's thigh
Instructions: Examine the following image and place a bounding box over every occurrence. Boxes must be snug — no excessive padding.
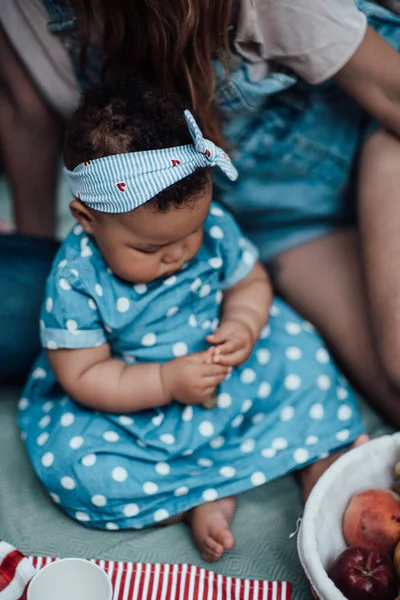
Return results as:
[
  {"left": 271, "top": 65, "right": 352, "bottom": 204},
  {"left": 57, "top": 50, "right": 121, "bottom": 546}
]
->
[{"left": 270, "top": 229, "right": 400, "bottom": 424}]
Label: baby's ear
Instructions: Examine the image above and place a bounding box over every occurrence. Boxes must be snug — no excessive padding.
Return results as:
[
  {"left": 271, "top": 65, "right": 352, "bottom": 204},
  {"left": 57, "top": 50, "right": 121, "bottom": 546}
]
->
[{"left": 69, "top": 199, "right": 95, "bottom": 234}]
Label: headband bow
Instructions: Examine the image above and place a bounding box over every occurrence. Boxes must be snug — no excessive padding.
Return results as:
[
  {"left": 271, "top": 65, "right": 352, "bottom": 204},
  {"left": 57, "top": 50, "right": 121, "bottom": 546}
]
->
[{"left": 64, "top": 110, "right": 238, "bottom": 213}]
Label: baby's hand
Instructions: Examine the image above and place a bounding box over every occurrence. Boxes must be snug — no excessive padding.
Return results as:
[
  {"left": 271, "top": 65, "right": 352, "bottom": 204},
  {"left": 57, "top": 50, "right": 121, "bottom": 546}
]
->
[
  {"left": 207, "top": 320, "right": 254, "bottom": 367},
  {"left": 161, "top": 352, "right": 231, "bottom": 405}
]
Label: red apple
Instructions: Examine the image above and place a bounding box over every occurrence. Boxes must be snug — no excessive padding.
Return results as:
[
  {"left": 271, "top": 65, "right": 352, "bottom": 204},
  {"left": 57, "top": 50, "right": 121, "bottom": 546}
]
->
[{"left": 328, "top": 547, "right": 397, "bottom": 600}]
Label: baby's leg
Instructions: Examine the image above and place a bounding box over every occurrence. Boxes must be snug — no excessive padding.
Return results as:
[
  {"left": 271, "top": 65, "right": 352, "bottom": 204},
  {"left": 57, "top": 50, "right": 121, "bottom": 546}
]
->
[
  {"left": 186, "top": 497, "right": 236, "bottom": 562},
  {"left": 298, "top": 434, "right": 369, "bottom": 502}
]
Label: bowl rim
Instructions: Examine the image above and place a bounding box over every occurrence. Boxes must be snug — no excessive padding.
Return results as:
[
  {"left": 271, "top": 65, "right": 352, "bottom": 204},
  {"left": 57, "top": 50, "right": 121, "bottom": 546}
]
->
[
  {"left": 27, "top": 558, "right": 113, "bottom": 600},
  {"left": 297, "top": 432, "right": 400, "bottom": 600}
]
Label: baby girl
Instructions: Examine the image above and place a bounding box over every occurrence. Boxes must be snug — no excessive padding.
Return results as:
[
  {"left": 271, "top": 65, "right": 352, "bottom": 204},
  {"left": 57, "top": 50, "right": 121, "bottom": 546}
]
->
[{"left": 19, "top": 79, "right": 366, "bottom": 562}]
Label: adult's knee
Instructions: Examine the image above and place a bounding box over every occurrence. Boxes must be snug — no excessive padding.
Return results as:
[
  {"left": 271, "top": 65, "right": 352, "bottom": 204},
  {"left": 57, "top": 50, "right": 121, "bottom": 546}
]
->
[{"left": 361, "top": 128, "right": 400, "bottom": 176}]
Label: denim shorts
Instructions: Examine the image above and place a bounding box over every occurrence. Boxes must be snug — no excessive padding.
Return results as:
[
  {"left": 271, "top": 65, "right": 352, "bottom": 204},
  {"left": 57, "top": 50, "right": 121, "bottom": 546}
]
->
[
  {"left": 42, "top": 0, "right": 400, "bottom": 261},
  {"left": 213, "top": 0, "right": 400, "bottom": 261}
]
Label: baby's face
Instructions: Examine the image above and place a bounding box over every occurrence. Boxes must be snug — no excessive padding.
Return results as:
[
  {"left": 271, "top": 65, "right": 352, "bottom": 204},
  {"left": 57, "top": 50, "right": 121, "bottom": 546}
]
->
[{"left": 72, "top": 186, "right": 212, "bottom": 284}]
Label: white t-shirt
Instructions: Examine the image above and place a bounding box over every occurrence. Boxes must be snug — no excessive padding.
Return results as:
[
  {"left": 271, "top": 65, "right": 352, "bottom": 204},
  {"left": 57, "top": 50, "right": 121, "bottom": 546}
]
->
[
  {"left": 0, "top": 0, "right": 368, "bottom": 119},
  {"left": 235, "top": 0, "right": 368, "bottom": 83}
]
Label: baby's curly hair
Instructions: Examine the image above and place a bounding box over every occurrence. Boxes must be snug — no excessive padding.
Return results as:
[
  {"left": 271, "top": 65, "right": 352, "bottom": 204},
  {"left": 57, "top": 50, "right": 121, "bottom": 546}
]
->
[{"left": 64, "top": 77, "right": 212, "bottom": 212}]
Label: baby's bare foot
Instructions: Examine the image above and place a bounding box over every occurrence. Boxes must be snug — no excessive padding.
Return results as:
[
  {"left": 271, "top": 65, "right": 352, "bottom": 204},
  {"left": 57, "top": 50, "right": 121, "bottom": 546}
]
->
[
  {"left": 299, "top": 434, "right": 370, "bottom": 502},
  {"left": 187, "top": 497, "right": 236, "bottom": 562}
]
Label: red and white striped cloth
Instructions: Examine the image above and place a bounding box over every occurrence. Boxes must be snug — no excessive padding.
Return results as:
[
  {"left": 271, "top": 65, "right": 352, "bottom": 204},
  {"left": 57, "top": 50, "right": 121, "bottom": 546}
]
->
[
  {"left": 0, "top": 541, "right": 36, "bottom": 600},
  {"left": 0, "top": 541, "right": 291, "bottom": 600}
]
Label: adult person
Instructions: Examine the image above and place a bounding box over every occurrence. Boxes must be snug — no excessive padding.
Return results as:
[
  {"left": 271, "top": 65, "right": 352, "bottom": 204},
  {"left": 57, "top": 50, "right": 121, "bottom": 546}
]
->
[{"left": 2, "top": 0, "right": 400, "bottom": 429}]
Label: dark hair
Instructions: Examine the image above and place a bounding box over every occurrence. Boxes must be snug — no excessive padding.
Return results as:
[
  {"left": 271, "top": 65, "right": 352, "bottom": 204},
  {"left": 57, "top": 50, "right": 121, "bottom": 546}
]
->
[
  {"left": 64, "top": 78, "right": 212, "bottom": 212},
  {"left": 69, "top": 0, "right": 234, "bottom": 148}
]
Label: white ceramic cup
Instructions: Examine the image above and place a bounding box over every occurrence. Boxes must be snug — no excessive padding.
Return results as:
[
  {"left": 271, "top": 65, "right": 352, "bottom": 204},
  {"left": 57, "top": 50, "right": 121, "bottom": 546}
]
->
[{"left": 27, "top": 558, "right": 113, "bottom": 600}]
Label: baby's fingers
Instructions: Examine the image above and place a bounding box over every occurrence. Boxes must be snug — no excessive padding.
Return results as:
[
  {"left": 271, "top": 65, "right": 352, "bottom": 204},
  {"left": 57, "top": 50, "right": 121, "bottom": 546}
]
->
[
  {"left": 206, "top": 329, "right": 227, "bottom": 345},
  {"left": 200, "top": 362, "right": 231, "bottom": 377},
  {"left": 202, "top": 372, "right": 229, "bottom": 388},
  {"left": 213, "top": 337, "right": 244, "bottom": 357},
  {"left": 212, "top": 349, "right": 248, "bottom": 367}
]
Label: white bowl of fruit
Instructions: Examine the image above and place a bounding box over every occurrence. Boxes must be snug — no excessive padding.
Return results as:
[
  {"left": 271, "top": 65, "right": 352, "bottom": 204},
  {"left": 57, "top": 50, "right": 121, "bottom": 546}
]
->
[{"left": 298, "top": 433, "right": 400, "bottom": 600}]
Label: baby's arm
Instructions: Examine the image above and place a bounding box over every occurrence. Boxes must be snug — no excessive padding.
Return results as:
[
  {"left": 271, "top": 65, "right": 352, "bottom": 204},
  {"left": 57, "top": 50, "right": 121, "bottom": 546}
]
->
[
  {"left": 48, "top": 345, "right": 229, "bottom": 413},
  {"left": 207, "top": 262, "right": 272, "bottom": 366},
  {"left": 334, "top": 27, "right": 400, "bottom": 136}
]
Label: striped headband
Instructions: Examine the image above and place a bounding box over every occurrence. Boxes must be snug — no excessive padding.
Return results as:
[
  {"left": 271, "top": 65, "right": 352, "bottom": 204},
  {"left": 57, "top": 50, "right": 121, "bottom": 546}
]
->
[{"left": 64, "top": 110, "right": 238, "bottom": 213}]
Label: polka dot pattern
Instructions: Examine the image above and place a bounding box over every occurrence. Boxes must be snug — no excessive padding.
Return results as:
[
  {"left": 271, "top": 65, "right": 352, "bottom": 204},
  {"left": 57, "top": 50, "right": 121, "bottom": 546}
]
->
[
  {"left": 294, "top": 448, "right": 309, "bottom": 464},
  {"left": 61, "top": 476, "right": 76, "bottom": 490},
  {"left": 76, "top": 511, "right": 90, "bottom": 522},
  {"left": 60, "top": 413, "right": 75, "bottom": 427},
  {"left": 19, "top": 398, "right": 29, "bottom": 410},
  {"left": 124, "top": 504, "right": 139, "bottom": 517},
  {"left": 172, "top": 342, "right": 188, "bottom": 357},
  {"left": 152, "top": 413, "right": 164, "bottom": 427},
  {"left": 103, "top": 431, "right": 119, "bottom": 442},
  {"left": 220, "top": 466, "right": 236, "bottom": 478},
  {"left": 209, "top": 226, "right": 224, "bottom": 239},
  {"left": 142, "top": 333, "right": 157, "bottom": 347},
  {"left": 337, "top": 404, "right": 352, "bottom": 421},
  {"left": 36, "top": 433, "right": 49, "bottom": 446},
  {"left": 209, "top": 257, "right": 223, "bottom": 269},
  {"left": 251, "top": 472, "right": 266, "bottom": 486},
  {"left": 285, "top": 347, "right": 302, "bottom": 361},
  {"left": 143, "top": 481, "right": 158, "bottom": 495},
  {"left": 134, "top": 284, "right": 147, "bottom": 294},
  {"left": 285, "top": 322, "right": 302, "bottom": 335},
  {"left": 199, "top": 421, "right": 214, "bottom": 437},
  {"left": 218, "top": 393, "right": 232, "bottom": 409},
  {"left": 317, "top": 375, "right": 331, "bottom": 390},
  {"left": 117, "top": 297, "right": 130, "bottom": 313},
  {"left": 82, "top": 454, "right": 96, "bottom": 467},
  {"left": 154, "top": 509, "right": 169, "bottom": 522},
  {"left": 209, "top": 436, "right": 225, "bottom": 449},
  {"left": 46, "top": 298, "right": 53, "bottom": 313},
  {"left": 272, "top": 437, "right": 288, "bottom": 450},
  {"left": 240, "top": 439, "right": 255, "bottom": 453},
  {"left": 174, "top": 486, "right": 189, "bottom": 497},
  {"left": 240, "top": 369, "right": 256, "bottom": 384},
  {"left": 41, "top": 452, "right": 54, "bottom": 467},
  {"left": 163, "top": 276, "right": 177, "bottom": 287},
  {"left": 231, "top": 414, "right": 244, "bottom": 428},
  {"left": 280, "top": 406, "right": 294, "bottom": 421},
  {"left": 256, "top": 349, "right": 270, "bottom": 365},
  {"left": 155, "top": 462, "right": 170, "bottom": 475},
  {"left": 257, "top": 382, "right": 271, "bottom": 398},
  {"left": 27, "top": 214, "right": 363, "bottom": 529},
  {"left": 203, "top": 489, "right": 218, "bottom": 502},
  {"left": 119, "top": 416, "right": 134, "bottom": 426},
  {"left": 112, "top": 467, "right": 128, "bottom": 482},
  {"left": 284, "top": 375, "right": 301, "bottom": 391},
  {"left": 309, "top": 403, "right": 324, "bottom": 420},
  {"left": 39, "top": 415, "right": 51, "bottom": 428},
  {"left": 91, "top": 494, "right": 107, "bottom": 507},
  {"left": 160, "top": 433, "right": 175, "bottom": 445},
  {"left": 69, "top": 436, "right": 84, "bottom": 450}
]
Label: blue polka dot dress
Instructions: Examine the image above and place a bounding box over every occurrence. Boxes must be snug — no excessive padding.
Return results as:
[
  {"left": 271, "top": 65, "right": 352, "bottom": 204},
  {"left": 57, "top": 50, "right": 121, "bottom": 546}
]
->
[{"left": 19, "top": 203, "right": 365, "bottom": 529}]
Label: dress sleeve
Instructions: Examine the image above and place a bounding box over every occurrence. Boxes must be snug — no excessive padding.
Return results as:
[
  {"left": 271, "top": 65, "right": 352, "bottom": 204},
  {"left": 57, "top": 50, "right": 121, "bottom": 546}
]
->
[
  {"left": 40, "top": 268, "right": 107, "bottom": 350},
  {"left": 236, "top": 0, "right": 367, "bottom": 84},
  {"left": 207, "top": 205, "right": 259, "bottom": 290}
]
